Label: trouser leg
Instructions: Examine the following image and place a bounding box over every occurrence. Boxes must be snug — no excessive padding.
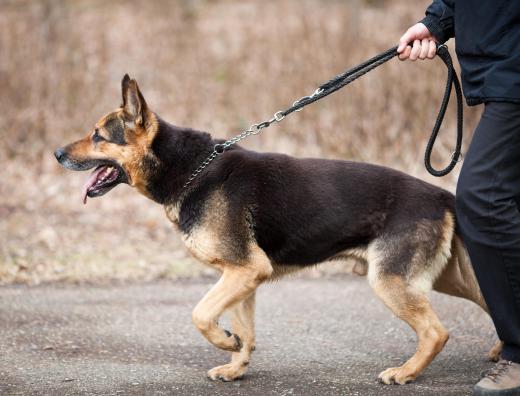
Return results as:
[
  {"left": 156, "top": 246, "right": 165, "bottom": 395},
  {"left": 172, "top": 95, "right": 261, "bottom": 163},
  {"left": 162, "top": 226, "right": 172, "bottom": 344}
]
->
[{"left": 455, "top": 102, "right": 520, "bottom": 363}]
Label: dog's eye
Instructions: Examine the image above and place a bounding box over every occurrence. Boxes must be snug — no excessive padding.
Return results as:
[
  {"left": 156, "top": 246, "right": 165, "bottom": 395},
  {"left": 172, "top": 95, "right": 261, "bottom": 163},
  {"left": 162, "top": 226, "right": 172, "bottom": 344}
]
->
[{"left": 93, "top": 128, "right": 105, "bottom": 143}]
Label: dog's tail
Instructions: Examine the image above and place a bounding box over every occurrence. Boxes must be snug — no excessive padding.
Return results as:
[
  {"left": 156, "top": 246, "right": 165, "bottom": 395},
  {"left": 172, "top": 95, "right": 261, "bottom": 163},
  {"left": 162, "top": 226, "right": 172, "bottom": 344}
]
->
[{"left": 434, "top": 232, "right": 488, "bottom": 311}]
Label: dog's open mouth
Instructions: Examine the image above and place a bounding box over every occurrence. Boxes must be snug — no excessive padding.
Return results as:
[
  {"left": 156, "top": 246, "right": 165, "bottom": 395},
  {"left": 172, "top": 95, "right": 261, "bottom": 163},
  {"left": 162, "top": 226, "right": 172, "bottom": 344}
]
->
[{"left": 81, "top": 164, "right": 125, "bottom": 204}]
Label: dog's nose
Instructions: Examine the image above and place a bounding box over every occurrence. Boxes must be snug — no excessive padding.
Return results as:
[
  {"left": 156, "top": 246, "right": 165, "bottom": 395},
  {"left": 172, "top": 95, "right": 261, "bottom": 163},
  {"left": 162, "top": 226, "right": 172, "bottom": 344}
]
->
[{"left": 54, "top": 148, "right": 65, "bottom": 162}]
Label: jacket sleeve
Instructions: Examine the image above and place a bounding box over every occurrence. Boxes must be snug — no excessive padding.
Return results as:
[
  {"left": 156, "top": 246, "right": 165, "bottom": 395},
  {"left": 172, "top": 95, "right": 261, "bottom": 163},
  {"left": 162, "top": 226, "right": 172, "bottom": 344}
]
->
[{"left": 420, "top": 0, "right": 455, "bottom": 43}]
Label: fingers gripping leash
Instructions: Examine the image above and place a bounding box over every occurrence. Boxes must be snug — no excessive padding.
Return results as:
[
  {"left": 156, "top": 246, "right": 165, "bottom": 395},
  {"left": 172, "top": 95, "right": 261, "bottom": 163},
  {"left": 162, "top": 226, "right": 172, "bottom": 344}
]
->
[{"left": 184, "top": 43, "right": 463, "bottom": 188}]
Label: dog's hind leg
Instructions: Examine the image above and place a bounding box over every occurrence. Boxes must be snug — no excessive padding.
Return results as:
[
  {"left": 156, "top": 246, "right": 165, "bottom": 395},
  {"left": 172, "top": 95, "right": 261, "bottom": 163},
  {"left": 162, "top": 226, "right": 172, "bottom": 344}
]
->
[
  {"left": 370, "top": 275, "right": 449, "bottom": 385},
  {"left": 366, "top": 214, "right": 453, "bottom": 384},
  {"left": 207, "top": 291, "right": 256, "bottom": 381}
]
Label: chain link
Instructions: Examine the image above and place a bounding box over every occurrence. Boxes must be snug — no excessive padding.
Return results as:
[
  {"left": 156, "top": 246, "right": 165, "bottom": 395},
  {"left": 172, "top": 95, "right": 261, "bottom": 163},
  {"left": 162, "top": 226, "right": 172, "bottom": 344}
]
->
[{"left": 183, "top": 90, "right": 318, "bottom": 188}]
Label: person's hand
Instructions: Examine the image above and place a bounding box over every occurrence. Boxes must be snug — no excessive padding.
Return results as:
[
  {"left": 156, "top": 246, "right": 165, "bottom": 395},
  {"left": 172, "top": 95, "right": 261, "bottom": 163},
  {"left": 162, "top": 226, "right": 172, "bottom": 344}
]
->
[{"left": 397, "top": 23, "right": 438, "bottom": 61}]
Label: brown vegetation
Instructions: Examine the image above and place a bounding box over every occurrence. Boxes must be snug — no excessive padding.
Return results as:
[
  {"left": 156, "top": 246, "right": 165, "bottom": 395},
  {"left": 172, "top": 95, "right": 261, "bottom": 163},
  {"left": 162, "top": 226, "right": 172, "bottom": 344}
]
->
[{"left": 0, "top": 0, "right": 481, "bottom": 284}]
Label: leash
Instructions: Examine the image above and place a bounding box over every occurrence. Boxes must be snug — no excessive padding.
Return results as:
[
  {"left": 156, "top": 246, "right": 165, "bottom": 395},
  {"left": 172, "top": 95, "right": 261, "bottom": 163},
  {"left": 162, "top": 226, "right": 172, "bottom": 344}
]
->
[{"left": 184, "top": 44, "right": 463, "bottom": 188}]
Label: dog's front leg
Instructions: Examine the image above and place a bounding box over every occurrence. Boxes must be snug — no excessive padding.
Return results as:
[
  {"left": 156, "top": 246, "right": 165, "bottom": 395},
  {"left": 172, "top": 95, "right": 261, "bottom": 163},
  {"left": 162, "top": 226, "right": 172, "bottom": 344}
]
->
[
  {"left": 207, "top": 291, "right": 256, "bottom": 381},
  {"left": 192, "top": 259, "right": 268, "bottom": 349},
  {"left": 192, "top": 246, "right": 271, "bottom": 380}
]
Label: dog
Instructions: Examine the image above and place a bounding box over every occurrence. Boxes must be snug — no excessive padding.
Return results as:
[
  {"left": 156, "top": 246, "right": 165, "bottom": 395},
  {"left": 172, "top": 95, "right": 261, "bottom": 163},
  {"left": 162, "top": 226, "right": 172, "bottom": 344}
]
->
[{"left": 54, "top": 74, "right": 501, "bottom": 385}]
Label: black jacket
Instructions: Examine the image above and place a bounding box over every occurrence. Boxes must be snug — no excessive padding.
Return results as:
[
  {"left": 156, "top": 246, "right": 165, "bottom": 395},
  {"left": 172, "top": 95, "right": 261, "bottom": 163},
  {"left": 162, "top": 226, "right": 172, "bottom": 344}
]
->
[{"left": 421, "top": 0, "right": 520, "bottom": 106}]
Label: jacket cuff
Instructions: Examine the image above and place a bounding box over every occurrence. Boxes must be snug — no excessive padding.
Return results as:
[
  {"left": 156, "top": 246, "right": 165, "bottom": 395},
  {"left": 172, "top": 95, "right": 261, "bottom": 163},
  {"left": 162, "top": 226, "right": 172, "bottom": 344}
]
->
[{"left": 420, "top": 15, "right": 450, "bottom": 44}]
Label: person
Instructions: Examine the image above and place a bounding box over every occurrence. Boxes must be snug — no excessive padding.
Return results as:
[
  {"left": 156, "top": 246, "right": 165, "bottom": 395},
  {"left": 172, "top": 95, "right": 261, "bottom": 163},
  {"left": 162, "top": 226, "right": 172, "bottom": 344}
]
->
[{"left": 397, "top": 1, "right": 520, "bottom": 395}]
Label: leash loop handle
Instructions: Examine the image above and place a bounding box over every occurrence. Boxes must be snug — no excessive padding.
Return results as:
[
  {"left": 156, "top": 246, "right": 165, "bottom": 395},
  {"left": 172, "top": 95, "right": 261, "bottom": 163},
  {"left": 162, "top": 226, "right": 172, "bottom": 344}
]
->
[{"left": 423, "top": 43, "right": 464, "bottom": 177}]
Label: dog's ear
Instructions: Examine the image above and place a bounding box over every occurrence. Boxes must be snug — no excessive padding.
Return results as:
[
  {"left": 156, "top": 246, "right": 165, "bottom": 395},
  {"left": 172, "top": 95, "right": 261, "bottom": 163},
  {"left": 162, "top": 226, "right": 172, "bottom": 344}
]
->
[{"left": 121, "top": 74, "right": 148, "bottom": 127}]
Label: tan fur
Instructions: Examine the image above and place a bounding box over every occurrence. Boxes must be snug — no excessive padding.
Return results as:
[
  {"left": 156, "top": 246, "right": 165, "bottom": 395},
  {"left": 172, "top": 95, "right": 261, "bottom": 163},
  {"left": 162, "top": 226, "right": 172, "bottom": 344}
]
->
[
  {"left": 270, "top": 264, "right": 307, "bottom": 279},
  {"left": 410, "top": 211, "right": 454, "bottom": 293},
  {"left": 363, "top": 210, "right": 501, "bottom": 383},
  {"left": 191, "top": 244, "right": 272, "bottom": 379},
  {"left": 118, "top": 111, "right": 158, "bottom": 199},
  {"left": 179, "top": 189, "right": 249, "bottom": 269},
  {"left": 164, "top": 201, "right": 181, "bottom": 224},
  {"left": 331, "top": 247, "right": 369, "bottom": 275},
  {"left": 371, "top": 276, "right": 449, "bottom": 385},
  {"left": 183, "top": 225, "right": 223, "bottom": 266},
  {"left": 208, "top": 292, "right": 257, "bottom": 381},
  {"left": 488, "top": 340, "right": 504, "bottom": 362},
  {"left": 433, "top": 235, "right": 487, "bottom": 310},
  {"left": 66, "top": 108, "right": 159, "bottom": 201},
  {"left": 432, "top": 235, "right": 502, "bottom": 359},
  {"left": 271, "top": 247, "right": 369, "bottom": 279},
  {"left": 177, "top": 188, "right": 272, "bottom": 379},
  {"left": 64, "top": 136, "right": 98, "bottom": 162}
]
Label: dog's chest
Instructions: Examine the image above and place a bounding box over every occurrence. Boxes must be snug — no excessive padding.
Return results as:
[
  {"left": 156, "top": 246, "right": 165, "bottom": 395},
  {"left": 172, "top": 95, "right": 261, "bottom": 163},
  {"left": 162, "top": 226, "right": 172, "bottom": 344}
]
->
[
  {"left": 164, "top": 202, "right": 181, "bottom": 225},
  {"left": 181, "top": 227, "right": 223, "bottom": 265},
  {"left": 164, "top": 202, "right": 222, "bottom": 265}
]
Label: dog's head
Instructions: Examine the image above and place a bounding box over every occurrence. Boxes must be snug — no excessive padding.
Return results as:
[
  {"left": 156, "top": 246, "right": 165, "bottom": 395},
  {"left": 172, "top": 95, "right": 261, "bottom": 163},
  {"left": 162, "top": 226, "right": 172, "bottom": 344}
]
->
[{"left": 55, "top": 74, "right": 158, "bottom": 203}]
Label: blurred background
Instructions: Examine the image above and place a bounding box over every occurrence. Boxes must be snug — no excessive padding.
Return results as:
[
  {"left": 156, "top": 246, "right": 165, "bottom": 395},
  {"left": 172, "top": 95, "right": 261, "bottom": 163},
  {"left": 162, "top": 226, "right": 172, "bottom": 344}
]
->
[{"left": 0, "top": 0, "right": 481, "bottom": 284}]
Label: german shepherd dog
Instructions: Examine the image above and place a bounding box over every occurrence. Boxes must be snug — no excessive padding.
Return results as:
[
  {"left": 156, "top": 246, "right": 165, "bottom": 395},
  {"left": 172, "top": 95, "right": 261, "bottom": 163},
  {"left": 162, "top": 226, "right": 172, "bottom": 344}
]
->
[{"left": 55, "top": 75, "right": 501, "bottom": 385}]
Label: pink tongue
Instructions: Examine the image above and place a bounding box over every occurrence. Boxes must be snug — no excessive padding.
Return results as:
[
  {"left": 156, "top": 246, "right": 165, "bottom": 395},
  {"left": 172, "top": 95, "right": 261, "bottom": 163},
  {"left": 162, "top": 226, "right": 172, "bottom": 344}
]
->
[{"left": 82, "top": 166, "right": 107, "bottom": 205}]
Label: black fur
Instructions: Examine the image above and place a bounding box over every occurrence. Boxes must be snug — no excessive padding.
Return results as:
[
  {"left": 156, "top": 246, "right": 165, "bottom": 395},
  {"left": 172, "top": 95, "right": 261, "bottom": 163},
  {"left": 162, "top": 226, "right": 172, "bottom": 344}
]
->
[
  {"left": 147, "top": 117, "right": 456, "bottom": 268},
  {"left": 146, "top": 118, "right": 215, "bottom": 205},
  {"left": 104, "top": 116, "right": 126, "bottom": 145}
]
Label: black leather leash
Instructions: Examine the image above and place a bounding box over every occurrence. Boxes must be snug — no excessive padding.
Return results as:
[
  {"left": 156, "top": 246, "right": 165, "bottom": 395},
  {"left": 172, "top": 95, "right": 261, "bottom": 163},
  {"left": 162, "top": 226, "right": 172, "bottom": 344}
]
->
[{"left": 184, "top": 44, "right": 463, "bottom": 188}]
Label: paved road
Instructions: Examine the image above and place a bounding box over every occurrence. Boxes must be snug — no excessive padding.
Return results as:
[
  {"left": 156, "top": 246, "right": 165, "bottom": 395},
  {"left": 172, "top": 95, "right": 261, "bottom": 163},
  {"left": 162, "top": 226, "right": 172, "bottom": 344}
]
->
[{"left": 0, "top": 277, "right": 497, "bottom": 395}]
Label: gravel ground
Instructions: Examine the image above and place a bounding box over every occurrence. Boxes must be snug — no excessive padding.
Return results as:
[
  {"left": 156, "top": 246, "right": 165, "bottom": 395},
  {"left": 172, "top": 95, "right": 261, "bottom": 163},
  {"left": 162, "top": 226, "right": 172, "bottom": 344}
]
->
[{"left": 0, "top": 276, "right": 497, "bottom": 395}]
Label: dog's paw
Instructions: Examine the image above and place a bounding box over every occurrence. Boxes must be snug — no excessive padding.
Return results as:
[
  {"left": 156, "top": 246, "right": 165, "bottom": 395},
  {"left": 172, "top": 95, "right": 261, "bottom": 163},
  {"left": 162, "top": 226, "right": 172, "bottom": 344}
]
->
[
  {"left": 378, "top": 366, "right": 417, "bottom": 385},
  {"left": 223, "top": 329, "right": 243, "bottom": 352},
  {"left": 207, "top": 363, "right": 246, "bottom": 382},
  {"left": 487, "top": 340, "right": 503, "bottom": 362}
]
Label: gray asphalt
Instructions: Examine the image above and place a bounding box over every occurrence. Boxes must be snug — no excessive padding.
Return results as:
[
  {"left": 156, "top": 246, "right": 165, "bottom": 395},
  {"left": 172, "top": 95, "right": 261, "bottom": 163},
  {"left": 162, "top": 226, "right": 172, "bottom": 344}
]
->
[{"left": 0, "top": 276, "right": 497, "bottom": 396}]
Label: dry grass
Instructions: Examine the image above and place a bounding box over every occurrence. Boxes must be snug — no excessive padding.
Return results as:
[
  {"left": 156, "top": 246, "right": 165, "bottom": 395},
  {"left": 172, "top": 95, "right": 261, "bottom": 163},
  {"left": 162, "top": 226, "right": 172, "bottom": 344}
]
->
[{"left": 0, "top": 0, "right": 481, "bottom": 284}]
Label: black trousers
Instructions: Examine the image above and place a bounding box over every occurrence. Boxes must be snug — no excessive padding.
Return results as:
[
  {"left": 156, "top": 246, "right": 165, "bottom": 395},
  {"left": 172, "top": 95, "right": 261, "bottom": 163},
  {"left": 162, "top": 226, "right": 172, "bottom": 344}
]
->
[{"left": 456, "top": 101, "right": 520, "bottom": 363}]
